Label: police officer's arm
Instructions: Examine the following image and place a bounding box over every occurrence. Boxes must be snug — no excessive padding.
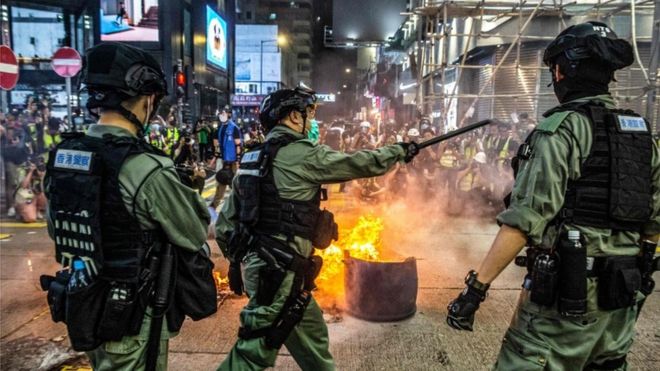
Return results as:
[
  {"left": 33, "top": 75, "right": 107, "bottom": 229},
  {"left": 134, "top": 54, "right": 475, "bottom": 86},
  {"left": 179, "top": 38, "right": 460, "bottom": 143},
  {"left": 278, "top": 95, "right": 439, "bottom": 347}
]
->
[
  {"left": 134, "top": 168, "right": 210, "bottom": 252},
  {"left": 642, "top": 140, "right": 660, "bottom": 243},
  {"left": 299, "top": 143, "right": 405, "bottom": 184},
  {"left": 478, "top": 124, "right": 576, "bottom": 283},
  {"left": 476, "top": 225, "right": 528, "bottom": 283}
]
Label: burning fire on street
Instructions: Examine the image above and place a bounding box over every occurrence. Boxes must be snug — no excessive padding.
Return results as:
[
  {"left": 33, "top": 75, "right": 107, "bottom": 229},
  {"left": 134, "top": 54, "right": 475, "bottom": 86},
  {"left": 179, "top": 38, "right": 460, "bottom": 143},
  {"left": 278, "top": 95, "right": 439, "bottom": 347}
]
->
[
  {"left": 315, "top": 214, "right": 418, "bottom": 322},
  {"left": 213, "top": 271, "right": 229, "bottom": 289},
  {"left": 316, "top": 214, "right": 384, "bottom": 295}
]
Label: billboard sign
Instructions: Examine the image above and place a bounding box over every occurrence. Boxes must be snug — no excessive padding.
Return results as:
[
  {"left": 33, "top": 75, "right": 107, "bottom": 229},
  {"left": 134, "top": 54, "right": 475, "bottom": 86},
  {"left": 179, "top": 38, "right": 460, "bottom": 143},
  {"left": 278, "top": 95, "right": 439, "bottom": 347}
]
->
[
  {"left": 231, "top": 94, "right": 266, "bottom": 106},
  {"left": 316, "top": 94, "right": 336, "bottom": 103},
  {"left": 236, "top": 52, "right": 281, "bottom": 82},
  {"left": 11, "top": 7, "right": 66, "bottom": 57},
  {"left": 100, "top": 0, "right": 160, "bottom": 42},
  {"left": 235, "top": 25, "right": 281, "bottom": 84},
  {"left": 206, "top": 5, "right": 228, "bottom": 70}
]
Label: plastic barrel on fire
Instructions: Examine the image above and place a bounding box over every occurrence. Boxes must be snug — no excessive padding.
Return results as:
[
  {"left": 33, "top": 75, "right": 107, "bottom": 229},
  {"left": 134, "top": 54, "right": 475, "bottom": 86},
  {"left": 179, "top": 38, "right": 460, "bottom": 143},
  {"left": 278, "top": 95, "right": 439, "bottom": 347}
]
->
[{"left": 343, "top": 252, "right": 418, "bottom": 321}]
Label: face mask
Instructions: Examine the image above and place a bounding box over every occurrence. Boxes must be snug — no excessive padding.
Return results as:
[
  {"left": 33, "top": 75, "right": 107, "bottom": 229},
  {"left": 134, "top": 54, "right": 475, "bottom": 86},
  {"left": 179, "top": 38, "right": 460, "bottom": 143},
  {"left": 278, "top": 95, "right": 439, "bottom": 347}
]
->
[
  {"left": 552, "top": 78, "right": 572, "bottom": 104},
  {"left": 219, "top": 113, "right": 228, "bottom": 123}
]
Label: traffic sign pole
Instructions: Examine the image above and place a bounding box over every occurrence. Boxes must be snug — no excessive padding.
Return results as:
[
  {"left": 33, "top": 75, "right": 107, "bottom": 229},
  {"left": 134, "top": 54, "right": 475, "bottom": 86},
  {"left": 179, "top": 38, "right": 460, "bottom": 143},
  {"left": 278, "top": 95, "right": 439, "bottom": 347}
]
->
[
  {"left": 51, "top": 47, "right": 82, "bottom": 131},
  {"left": 66, "top": 77, "right": 73, "bottom": 131},
  {"left": 1, "top": 90, "right": 7, "bottom": 113}
]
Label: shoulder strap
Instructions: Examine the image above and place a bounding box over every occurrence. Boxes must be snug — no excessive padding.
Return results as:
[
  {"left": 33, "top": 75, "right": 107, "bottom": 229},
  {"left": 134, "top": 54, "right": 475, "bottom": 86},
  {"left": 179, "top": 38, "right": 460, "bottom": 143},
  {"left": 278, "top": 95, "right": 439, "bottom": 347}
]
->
[{"left": 261, "top": 134, "right": 298, "bottom": 172}]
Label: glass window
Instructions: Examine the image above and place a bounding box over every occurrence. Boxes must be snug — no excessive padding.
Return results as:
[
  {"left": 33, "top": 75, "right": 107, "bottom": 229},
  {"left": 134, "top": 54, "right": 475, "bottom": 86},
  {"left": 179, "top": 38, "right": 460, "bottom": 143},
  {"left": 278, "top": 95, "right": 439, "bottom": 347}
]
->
[
  {"left": 184, "top": 8, "right": 192, "bottom": 57},
  {"left": 11, "top": 7, "right": 66, "bottom": 58}
]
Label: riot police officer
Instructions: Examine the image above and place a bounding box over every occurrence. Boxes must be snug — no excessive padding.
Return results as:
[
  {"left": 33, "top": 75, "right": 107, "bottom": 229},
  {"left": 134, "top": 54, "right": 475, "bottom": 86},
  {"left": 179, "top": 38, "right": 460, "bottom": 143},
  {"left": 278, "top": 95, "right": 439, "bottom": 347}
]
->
[
  {"left": 215, "top": 87, "right": 419, "bottom": 370},
  {"left": 42, "top": 42, "right": 214, "bottom": 370},
  {"left": 446, "top": 21, "right": 660, "bottom": 369}
]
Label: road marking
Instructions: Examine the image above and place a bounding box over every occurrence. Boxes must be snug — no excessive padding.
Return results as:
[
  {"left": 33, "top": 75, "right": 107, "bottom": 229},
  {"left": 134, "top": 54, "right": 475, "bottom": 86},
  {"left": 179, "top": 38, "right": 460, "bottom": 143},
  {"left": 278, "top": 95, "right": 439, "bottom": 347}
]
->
[
  {"left": 202, "top": 187, "right": 216, "bottom": 199},
  {"left": 0, "top": 233, "right": 12, "bottom": 240},
  {"left": 0, "top": 222, "right": 47, "bottom": 228}
]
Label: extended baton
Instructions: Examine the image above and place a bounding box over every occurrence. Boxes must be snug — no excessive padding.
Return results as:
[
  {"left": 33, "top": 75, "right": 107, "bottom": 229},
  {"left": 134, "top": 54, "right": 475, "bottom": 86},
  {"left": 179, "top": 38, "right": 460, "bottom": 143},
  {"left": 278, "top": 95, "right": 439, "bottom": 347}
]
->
[{"left": 418, "top": 120, "right": 492, "bottom": 149}]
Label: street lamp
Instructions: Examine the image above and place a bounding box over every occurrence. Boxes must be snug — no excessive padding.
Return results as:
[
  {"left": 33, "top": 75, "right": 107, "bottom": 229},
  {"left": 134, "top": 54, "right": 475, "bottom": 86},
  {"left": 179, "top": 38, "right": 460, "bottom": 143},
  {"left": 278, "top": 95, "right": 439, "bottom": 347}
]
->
[
  {"left": 345, "top": 68, "right": 351, "bottom": 73},
  {"left": 260, "top": 35, "right": 287, "bottom": 95}
]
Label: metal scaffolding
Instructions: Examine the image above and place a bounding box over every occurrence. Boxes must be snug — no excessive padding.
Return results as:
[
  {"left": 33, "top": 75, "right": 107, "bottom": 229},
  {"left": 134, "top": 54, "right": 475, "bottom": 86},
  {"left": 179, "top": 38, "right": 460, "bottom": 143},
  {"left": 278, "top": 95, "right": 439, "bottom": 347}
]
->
[{"left": 409, "top": 0, "right": 660, "bottom": 132}]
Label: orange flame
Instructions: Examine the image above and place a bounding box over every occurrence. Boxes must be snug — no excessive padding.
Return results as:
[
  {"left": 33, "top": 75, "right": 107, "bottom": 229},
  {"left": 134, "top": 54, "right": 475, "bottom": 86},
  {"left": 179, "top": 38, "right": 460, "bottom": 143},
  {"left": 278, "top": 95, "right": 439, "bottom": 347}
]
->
[
  {"left": 213, "top": 271, "right": 229, "bottom": 289},
  {"left": 316, "top": 215, "right": 384, "bottom": 296}
]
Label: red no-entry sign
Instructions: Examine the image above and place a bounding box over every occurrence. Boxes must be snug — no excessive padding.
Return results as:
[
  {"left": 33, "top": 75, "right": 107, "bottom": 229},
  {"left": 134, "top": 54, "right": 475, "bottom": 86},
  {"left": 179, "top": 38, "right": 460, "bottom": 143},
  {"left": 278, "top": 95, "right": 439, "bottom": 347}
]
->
[
  {"left": 52, "top": 47, "right": 82, "bottom": 78},
  {"left": 0, "top": 45, "right": 19, "bottom": 91}
]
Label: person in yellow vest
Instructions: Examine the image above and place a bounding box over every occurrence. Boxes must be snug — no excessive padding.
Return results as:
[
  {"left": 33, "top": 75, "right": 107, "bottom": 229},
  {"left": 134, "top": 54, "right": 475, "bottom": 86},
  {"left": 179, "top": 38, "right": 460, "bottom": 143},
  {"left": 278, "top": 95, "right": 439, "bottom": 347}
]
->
[
  {"left": 461, "top": 131, "right": 481, "bottom": 164},
  {"left": 43, "top": 126, "right": 62, "bottom": 153},
  {"left": 456, "top": 151, "right": 496, "bottom": 216},
  {"left": 490, "top": 123, "right": 512, "bottom": 164},
  {"left": 163, "top": 119, "right": 180, "bottom": 157},
  {"left": 149, "top": 129, "right": 165, "bottom": 150},
  {"left": 437, "top": 139, "right": 462, "bottom": 196}
]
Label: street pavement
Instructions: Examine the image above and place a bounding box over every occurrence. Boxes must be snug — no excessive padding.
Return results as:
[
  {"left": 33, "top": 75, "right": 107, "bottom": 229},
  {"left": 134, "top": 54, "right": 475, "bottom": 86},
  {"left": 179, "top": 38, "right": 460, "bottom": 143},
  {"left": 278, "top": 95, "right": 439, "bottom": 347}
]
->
[{"left": 0, "top": 192, "right": 658, "bottom": 370}]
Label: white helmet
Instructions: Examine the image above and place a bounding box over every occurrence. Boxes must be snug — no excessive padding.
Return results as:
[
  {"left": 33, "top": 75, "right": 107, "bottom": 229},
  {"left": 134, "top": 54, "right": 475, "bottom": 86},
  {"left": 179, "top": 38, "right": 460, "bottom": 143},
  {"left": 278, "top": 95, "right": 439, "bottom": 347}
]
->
[
  {"left": 473, "top": 152, "right": 487, "bottom": 164},
  {"left": 407, "top": 128, "right": 420, "bottom": 137},
  {"left": 360, "top": 121, "right": 371, "bottom": 129}
]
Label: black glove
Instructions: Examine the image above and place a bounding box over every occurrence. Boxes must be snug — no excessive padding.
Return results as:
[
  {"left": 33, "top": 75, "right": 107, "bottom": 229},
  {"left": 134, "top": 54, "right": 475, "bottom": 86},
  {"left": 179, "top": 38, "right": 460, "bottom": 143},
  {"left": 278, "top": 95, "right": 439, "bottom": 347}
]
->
[
  {"left": 447, "top": 270, "right": 489, "bottom": 331},
  {"left": 397, "top": 142, "right": 420, "bottom": 163},
  {"left": 228, "top": 261, "right": 244, "bottom": 295}
]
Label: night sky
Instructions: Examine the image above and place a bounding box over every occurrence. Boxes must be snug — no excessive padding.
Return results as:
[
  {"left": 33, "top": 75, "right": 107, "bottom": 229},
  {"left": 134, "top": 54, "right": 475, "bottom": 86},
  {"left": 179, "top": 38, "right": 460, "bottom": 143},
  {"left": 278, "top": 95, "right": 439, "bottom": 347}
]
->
[{"left": 332, "top": 0, "right": 406, "bottom": 42}]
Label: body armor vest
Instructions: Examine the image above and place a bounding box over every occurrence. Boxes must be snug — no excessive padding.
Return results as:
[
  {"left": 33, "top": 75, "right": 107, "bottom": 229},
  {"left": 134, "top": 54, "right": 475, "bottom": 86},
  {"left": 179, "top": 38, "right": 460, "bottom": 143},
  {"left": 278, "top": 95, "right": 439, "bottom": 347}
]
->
[
  {"left": 45, "top": 133, "right": 162, "bottom": 282},
  {"left": 548, "top": 102, "right": 653, "bottom": 231},
  {"left": 236, "top": 134, "right": 322, "bottom": 242}
]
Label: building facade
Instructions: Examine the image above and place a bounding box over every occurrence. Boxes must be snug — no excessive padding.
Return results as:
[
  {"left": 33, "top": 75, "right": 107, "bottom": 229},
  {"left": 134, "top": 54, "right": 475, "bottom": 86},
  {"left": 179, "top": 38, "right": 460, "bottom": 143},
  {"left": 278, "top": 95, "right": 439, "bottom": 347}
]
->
[{"left": 2, "top": 0, "right": 236, "bottom": 124}]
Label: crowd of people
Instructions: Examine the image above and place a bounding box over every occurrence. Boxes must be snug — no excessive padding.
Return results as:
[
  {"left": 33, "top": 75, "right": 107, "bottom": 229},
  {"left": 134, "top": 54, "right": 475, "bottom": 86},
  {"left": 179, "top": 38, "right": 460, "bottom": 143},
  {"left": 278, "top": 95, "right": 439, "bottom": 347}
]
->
[
  {"left": 313, "top": 115, "right": 537, "bottom": 217},
  {"left": 0, "top": 97, "right": 68, "bottom": 222},
  {"left": 4, "top": 97, "right": 656, "bottom": 223},
  {"left": 0, "top": 94, "right": 542, "bottom": 223}
]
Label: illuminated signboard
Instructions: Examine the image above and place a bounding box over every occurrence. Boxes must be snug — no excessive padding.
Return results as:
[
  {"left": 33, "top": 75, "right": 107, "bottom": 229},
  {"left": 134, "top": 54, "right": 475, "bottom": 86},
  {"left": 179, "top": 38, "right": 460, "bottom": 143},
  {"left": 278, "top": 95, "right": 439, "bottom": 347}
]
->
[
  {"left": 316, "top": 94, "right": 336, "bottom": 103},
  {"left": 206, "top": 5, "right": 228, "bottom": 70},
  {"left": 100, "top": 0, "right": 160, "bottom": 42}
]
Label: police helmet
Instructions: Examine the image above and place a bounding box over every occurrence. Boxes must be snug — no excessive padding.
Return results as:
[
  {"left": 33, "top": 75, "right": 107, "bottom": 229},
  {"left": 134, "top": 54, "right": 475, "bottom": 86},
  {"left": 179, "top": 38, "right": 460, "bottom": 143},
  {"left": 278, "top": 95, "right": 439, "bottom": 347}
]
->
[
  {"left": 543, "top": 21, "right": 633, "bottom": 76},
  {"left": 360, "top": 121, "right": 372, "bottom": 129},
  {"left": 259, "top": 87, "right": 316, "bottom": 131},
  {"left": 80, "top": 42, "right": 167, "bottom": 131},
  {"left": 473, "top": 152, "right": 487, "bottom": 164}
]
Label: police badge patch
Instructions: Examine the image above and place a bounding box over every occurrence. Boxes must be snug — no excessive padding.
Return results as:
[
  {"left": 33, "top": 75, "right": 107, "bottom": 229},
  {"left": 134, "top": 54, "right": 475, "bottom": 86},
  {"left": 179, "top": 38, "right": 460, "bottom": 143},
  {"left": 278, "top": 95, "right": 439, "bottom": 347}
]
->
[
  {"left": 53, "top": 149, "right": 94, "bottom": 172},
  {"left": 241, "top": 150, "right": 262, "bottom": 164},
  {"left": 616, "top": 115, "right": 648, "bottom": 133}
]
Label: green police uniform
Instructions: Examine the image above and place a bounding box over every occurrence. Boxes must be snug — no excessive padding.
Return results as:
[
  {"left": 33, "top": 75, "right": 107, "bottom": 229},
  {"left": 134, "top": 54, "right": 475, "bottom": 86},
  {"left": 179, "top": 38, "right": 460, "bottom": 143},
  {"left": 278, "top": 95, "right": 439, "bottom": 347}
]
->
[
  {"left": 493, "top": 95, "right": 660, "bottom": 370},
  {"left": 47, "top": 125, "right": 210, "bottom": 371},
  {"left": 215, "top": 125, "right": 405, "bottom": 370}
]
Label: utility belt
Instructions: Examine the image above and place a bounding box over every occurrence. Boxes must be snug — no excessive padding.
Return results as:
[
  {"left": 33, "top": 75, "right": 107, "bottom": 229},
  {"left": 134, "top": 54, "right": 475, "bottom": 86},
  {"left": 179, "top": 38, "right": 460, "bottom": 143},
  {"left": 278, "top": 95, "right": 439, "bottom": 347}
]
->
[
  {"left": 40, "top": 249, "right": 161, "bottom": 351},
  {"left": 235, "top": 234, "right": 323, "bottom": 349},
  {"left": 515, "top": 239, "right": 658, "bottom": 316},
  {"left": 40, "top": 241, "right": 168, "bottom": 351}
]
